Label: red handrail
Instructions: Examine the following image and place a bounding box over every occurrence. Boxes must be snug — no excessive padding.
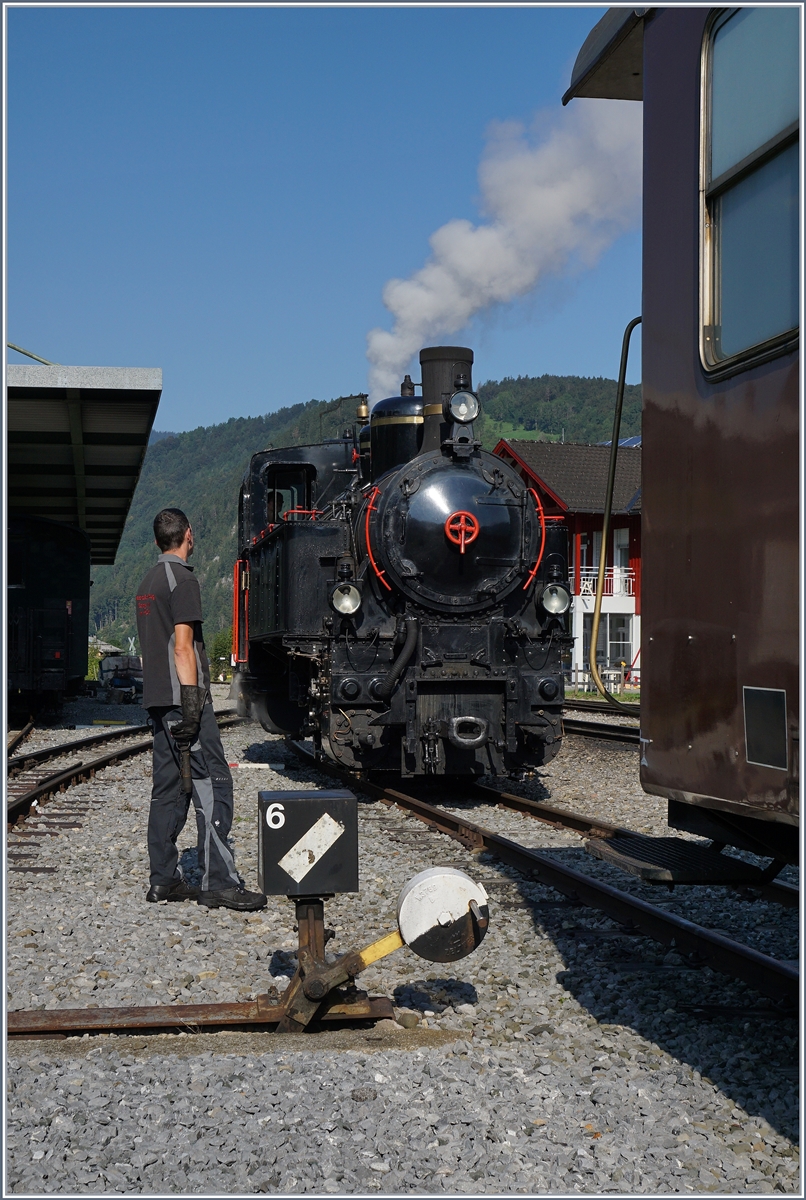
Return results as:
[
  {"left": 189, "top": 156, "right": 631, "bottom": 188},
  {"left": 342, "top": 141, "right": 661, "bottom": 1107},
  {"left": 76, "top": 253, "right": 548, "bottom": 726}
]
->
[
  {"left": 522, "top": 488, "right": 547, "bottom": 591},
  {"left": 282, "top": 508, "right": 324, "bottom": 521},
  {"left": 364, "top": 486, "right": 392, "bottom": 591}
]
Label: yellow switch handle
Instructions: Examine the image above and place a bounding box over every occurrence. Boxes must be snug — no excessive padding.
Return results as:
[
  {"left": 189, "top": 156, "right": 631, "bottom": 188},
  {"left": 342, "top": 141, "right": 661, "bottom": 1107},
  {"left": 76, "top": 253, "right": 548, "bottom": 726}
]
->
[{"left": 356, "top": 929, "right": 405, "bottom": 969}]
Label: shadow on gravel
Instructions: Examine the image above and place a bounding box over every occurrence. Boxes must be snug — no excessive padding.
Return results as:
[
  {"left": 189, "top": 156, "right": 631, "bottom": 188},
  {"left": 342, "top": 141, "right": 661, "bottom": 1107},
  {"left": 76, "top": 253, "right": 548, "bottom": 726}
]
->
[
  {"left": 178, "top": 846, "right": 202, "bottom": 885},
  {"left": 179, "top": 841, "right": 238, "bottom": 886},
  {"left": 268, "top": 949, "right": 298, "bottom": 978},
  {"left": 392, "top": 978, "right": 478, "bottom": 1014},
  {"left": 241, "top": 742, "right": 296, "bottom": 765},
  {"left": 477, "top": 846, "right": 799, "bottom": 1143}
]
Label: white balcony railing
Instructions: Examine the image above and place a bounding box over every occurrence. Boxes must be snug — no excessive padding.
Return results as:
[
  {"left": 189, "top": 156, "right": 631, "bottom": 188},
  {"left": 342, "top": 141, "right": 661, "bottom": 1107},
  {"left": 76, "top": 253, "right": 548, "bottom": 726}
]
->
[{"left": 571, "top": 567, "right": 635, "bottom": 597}]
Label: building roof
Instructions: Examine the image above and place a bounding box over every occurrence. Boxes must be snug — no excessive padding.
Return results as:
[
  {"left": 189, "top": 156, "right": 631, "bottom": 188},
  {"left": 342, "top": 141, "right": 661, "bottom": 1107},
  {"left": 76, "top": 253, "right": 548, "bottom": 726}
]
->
[
  {"left": 600, "top": 435, "right": 642, "bottom": 448},
  {"left": 562, "top": 7, "right": 647, "bottom": 105},
  {"left": 7, "top": 364, "right": 162, "bottom": 565},
  {"left": 494, "top": 440, "right": 642, "bottom": 514}
]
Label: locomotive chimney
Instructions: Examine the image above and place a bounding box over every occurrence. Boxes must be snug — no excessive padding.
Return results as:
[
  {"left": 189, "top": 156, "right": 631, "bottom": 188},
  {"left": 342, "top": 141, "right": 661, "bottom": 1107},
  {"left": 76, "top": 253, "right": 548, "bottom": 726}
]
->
[{"left": 420, "top": 346, "right": 474, "bottom": 453}]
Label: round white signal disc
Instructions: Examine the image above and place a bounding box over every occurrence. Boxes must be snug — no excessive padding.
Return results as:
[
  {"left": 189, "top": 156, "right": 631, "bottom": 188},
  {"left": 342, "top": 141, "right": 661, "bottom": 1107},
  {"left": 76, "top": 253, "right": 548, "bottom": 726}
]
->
[{"left": 397, "top": 867, "right": 490, "bottom": 963}]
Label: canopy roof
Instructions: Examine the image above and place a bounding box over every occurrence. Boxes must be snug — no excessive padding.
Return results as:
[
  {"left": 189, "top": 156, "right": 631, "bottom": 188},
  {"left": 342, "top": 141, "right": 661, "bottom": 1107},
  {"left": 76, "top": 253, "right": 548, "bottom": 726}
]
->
[
  {"left": 7, "top": 364, "right": 162, "bottom": 564},
  {"left": 562, "top": 7, "right": 647, "bottom": 105}
]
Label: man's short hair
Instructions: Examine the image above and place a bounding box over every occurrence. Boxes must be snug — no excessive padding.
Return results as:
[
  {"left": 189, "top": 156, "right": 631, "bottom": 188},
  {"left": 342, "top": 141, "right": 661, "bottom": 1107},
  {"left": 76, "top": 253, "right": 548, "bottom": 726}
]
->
[{"left": 154, "top": 508, "right": 190, "bottom": 551}]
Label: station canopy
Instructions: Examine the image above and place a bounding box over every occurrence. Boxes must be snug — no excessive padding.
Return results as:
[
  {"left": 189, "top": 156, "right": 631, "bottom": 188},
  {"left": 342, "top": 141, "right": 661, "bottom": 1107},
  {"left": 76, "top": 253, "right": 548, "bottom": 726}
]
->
[
  {"left": 562, "top": 7, "right": 645, "bottom": 105},
  {"left": 7, "top": 364, "right": 162, "bottom": 565}
]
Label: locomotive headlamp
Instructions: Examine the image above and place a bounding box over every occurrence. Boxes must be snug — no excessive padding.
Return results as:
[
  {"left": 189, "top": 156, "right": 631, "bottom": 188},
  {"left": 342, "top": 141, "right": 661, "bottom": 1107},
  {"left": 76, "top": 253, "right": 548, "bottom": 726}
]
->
[
  {"left": 330, "top": 582, "right": 362, "bottom": 615},
  {"left": 445, "top": 390, "right": 480, "bottom": 424},
  {"left": 540, "top": 583, "right": 571, "bottom": 614}
]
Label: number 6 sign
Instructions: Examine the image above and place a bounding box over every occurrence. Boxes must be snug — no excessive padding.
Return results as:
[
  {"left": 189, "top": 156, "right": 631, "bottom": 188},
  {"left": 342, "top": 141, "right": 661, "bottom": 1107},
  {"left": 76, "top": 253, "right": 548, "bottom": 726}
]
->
[{"left": 258, "top": 789, "right": 358, "bottom": 895}]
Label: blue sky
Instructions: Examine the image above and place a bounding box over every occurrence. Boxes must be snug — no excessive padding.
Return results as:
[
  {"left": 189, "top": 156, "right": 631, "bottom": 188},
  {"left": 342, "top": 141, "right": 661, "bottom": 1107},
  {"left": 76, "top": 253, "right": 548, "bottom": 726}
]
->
[{"left": 7, "top": 5, "right": 642, "bottom": 432}]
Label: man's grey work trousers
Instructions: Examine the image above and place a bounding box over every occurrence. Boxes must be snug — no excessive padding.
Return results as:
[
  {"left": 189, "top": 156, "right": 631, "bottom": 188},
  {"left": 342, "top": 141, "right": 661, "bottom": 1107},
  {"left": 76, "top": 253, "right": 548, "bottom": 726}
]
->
[{"left": 147, "top": 701, "right": 241, "bottom": 893}]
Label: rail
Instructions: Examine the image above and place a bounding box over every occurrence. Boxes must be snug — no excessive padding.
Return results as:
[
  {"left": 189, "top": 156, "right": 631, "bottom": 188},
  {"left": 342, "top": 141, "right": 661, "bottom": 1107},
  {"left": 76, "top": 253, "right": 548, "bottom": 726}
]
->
[
  {"left": 7, "top": 720, "right": 36, "bottom": 755},
  {"left": 564, "top": 698, "right": 641, "bottom": 716},
  {"left": 7, "top": 711, "right": 244, "bottom": 826},
  {"left": 289, "top": 742, "right": 798, "bottom": 1004},
  {"left": 562, "top": 717, "right": 640, "bottom": 744},
  {"left": 7, "top": 709, "right": 238, "bottom": 771},
  {"left": 471, "top": 784, "right": 798, "bottom": 910}
]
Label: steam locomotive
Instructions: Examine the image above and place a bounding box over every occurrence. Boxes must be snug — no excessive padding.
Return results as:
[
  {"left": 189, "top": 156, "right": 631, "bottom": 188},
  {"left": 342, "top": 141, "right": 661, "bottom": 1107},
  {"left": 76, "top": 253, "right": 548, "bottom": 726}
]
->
[{"left": 232, "top": 346, "right": 572, "bottom": 778}]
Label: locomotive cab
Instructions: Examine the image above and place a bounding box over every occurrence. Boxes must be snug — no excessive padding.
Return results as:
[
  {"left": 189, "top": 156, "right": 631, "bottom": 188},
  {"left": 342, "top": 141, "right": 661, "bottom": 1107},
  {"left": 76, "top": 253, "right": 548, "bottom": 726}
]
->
[{"left": 232, "top": 437, "right": 359, "bottom": 733}]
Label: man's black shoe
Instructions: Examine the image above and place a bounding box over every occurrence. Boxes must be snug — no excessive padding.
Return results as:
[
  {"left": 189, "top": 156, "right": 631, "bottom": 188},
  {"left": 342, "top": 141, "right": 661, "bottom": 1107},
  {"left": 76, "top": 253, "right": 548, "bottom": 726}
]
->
[
  {"left": 146, "top": 879, "right": 200, "bottom": 903},
  {"left": 197, "top": 886, "right": 267, "bottom": 912}
]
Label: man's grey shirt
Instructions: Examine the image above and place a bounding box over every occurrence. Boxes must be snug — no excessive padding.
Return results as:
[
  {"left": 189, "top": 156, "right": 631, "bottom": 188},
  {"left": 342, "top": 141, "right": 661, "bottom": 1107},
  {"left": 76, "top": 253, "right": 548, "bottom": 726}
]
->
[{"left": 136, "top": 553, "right": 211, "bottom": 708}]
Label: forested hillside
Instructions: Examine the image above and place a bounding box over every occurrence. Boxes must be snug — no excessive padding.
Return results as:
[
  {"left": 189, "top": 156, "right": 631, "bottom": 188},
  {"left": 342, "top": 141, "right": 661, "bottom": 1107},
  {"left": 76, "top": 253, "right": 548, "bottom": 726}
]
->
[
  {"left": 476, "top": 374, "right": 641, "bottom": 447},
  {"left": 91, "top": 374, "right": 640, "bottom": 649}
]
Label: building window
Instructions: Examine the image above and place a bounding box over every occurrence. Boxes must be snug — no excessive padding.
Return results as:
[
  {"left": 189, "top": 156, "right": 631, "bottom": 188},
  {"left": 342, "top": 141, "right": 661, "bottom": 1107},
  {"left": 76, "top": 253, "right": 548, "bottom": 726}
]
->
[
  {"left": 583, "top": 614, "right": 632, "bottom": 670},
  {"left": 608, "top": 615, "right": 632, "bottom": 669},
  {"left": 612, "top": 527, "right": 630, "bottom": 596},
  {"left": 613, "top": 527, "right": 629, "bottom": 570},
  {"left": 702, "top": 7, "right": 799, "bottom": 367}
]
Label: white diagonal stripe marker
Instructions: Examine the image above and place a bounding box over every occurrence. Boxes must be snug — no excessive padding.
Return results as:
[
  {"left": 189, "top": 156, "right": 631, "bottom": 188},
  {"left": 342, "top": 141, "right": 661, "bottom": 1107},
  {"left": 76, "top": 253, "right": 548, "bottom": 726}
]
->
[{"left": 278, "top": 813, "right": 345, "bottom": 883}]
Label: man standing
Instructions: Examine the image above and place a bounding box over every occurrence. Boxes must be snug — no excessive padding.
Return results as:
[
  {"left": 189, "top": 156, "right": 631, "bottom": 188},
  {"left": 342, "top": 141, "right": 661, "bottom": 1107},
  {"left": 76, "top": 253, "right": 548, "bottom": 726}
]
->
[{"left": 136, "top": 507, "right": 265, "bottom": 911}]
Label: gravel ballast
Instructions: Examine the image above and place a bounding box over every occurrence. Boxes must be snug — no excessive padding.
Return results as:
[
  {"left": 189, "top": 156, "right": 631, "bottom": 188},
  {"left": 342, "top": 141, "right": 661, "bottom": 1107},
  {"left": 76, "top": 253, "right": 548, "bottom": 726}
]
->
[{"left": 6, "top": 696, "right": 800, "bottom": 1194}]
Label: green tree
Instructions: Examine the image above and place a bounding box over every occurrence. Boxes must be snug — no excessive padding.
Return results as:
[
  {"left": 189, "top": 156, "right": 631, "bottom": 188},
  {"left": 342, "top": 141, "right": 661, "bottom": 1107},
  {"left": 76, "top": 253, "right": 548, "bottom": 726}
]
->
[{"left": 208, "top": 627, "right": 234, "bottom": 682}]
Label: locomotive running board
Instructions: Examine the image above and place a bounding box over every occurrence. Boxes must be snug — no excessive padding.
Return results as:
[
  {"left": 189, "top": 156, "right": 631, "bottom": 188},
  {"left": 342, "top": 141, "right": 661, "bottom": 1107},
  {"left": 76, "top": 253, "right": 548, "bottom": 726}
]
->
[{"left": 585, "top": 831, "right": 781, "bottom": 885}]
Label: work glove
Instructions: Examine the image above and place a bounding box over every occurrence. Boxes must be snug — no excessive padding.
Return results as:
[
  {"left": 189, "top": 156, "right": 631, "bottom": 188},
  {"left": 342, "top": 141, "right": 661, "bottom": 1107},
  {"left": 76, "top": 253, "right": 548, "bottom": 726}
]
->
[{"left": 169, "top": 685, "right": 207, "bottom": 748}]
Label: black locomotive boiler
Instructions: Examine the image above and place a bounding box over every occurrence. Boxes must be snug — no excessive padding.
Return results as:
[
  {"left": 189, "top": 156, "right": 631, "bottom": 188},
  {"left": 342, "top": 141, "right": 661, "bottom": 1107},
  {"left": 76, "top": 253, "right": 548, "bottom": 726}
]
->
[{"left": 232, "top": 346, "right": 572, "bottom": 778}]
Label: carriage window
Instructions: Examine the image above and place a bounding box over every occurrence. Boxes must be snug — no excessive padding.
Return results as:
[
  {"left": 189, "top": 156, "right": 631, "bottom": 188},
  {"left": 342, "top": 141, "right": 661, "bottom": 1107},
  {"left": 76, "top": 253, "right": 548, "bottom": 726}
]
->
[
  {"left": 265, "top": 469, "right": 307, "bottom": 525},
  {"left": 703, "top": 7, "right": 800, "bottom": 366}
]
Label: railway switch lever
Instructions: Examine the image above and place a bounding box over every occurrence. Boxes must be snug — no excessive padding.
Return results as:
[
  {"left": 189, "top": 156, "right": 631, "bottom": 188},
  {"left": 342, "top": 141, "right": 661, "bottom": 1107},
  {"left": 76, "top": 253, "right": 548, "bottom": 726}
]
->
[{"left": 276, "top": 868, "right": 490, "bottom": 1033}]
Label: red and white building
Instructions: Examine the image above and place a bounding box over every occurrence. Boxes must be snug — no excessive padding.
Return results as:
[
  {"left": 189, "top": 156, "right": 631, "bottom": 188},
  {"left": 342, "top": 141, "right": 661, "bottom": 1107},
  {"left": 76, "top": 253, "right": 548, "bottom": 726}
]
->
[{"left": 493, "top": 441, "right": 642, "bottom": 682}]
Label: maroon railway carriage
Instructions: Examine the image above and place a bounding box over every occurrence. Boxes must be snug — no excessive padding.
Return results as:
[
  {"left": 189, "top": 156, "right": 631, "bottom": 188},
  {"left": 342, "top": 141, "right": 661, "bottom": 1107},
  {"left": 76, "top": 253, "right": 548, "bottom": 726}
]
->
[{"left": 565, "top": 7, "right": 799, "bottom": 865}]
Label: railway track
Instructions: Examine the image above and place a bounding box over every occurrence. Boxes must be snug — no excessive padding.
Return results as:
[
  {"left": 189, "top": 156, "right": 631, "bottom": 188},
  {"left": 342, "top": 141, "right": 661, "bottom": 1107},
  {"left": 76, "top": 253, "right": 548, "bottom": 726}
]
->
[
  {"left": 8, "top": 721, "right": 151, "bottom": 773},
  {"left": 562, "top": 716, "right": 640, "bottom": 744},
  {"left": 289, "top": 742, "right": 798, "bottom": 1007},
  {"left": 6, "top": 720, "right": 36, "bottom": 755},
  {"left": 6, "top": 710, "right": 243, "bottom": 828},
  {"left": 472, "top": 783, "right": 798, "bottom": 908},
  {"left": 6, "top": 718, "right": 796, "bottom": 1041},
  {"left": 7, "top": 707, "right": 238, "bottom": 770},
  {"left": 564, "top": 698, "right": 640, "bottom": 716}
]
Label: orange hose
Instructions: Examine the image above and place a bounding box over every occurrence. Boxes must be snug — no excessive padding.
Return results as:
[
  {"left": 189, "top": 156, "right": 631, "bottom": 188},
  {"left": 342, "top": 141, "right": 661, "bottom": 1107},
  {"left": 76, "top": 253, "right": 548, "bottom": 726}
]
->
[
  {"left": 523, "top": 488, "right": 547, "bottom": 590},
  {"left": 232, "top": 559, "right": 249, "bottom": 663},
  {"left": 232, "top": 560, "right": 240, "bottom": 661}
]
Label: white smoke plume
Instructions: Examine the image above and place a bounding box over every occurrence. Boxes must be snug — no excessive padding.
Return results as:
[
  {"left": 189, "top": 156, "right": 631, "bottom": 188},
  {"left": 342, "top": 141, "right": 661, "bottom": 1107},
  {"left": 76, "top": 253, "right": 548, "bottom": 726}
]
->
[{"left": 366, "top": 100, "right": 642, "bottom": 402}]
